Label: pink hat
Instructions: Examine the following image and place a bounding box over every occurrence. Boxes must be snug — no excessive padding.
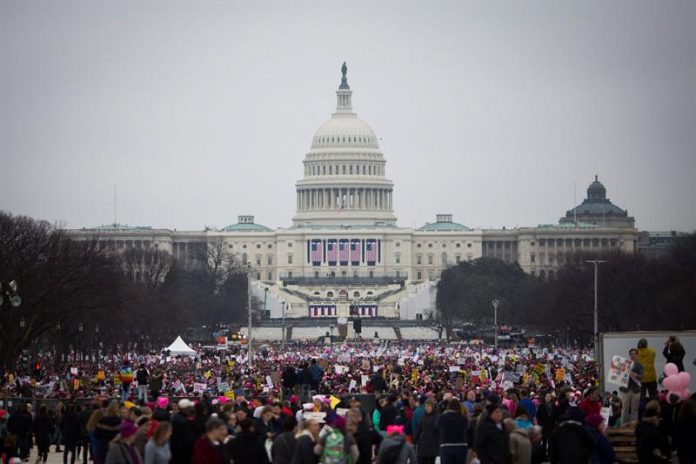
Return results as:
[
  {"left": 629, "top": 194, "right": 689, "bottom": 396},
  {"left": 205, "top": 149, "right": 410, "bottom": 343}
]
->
[
  {"left": 120, "top": 421, "right": 138, "bottom": 438},
  {"left": 386, "top": 425, "right": 405, "bottom": 436},
  {"left": 156, "top": 397, "right": 168, "bottom": 409}
]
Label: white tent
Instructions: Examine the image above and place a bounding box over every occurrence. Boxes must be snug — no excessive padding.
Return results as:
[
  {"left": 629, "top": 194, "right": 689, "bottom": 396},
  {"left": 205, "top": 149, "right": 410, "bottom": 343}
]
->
[{"left": 165, "top": 336, "right": 197, "bottom": 356}]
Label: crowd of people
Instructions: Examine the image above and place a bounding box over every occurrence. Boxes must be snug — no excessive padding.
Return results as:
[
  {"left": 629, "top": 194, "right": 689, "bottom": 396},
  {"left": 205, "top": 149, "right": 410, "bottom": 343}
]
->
[{"left": 0, "top": 336, "right": 693, "bottom": 464}]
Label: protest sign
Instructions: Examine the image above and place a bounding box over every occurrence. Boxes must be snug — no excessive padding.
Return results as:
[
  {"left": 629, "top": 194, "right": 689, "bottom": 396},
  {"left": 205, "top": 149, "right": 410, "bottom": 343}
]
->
[{"left": 607, "top": 356, "right": 633, "bottom": 388}]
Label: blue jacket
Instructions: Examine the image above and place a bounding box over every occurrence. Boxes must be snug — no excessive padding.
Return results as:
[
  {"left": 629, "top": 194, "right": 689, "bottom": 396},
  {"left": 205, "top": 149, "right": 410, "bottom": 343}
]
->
[{"left": 411, "top": 405, "right": 425, "bottom": 438}]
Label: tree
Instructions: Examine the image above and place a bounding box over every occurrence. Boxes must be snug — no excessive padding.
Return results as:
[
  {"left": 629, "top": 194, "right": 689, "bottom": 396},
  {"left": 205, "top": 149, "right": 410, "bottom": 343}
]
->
[{"left": 0, "top": 211, "right": 126, "bottom": 373}]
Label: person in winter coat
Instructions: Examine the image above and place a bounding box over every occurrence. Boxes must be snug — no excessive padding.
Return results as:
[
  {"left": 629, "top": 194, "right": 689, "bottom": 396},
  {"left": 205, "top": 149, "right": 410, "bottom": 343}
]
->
[
  {"left": 585, "top": 414, "right": 614, "bottom": 464},
  {"left": 504, "top": 418, "right": 531, "bottom": 464},
  {"left": 548, "top": 408, "right": 594, "bottom": 464},
  {"left": 415, "top": 399, "right": 440, "bottom": 464},
  {"left": 578, "top": 387, "right": 602, "bottom": 419},
  {"left": 435, "top": 398, "right": 467, "bottom": 464},
  {"left": 7, "top": 404, "right": 32, "bottom": 460},
  {"left": 291, "top": 418, "right": 320, "bottom": 464},
  {"left": 33, "top": 405, "right": 55, "bottom": 463},
  {"left": 475, "top": 404, "right": 509, "bottom": 464},
  {"left": 229, "top": 419, "right": 265, "bottom": 464},
  {"left": 674, "top": 399, "right": 696, "bottom": 464},
  {"left": 272, "top": 415, "right": 298, "bottom": 464},
  {"left": 192, "top": 417, "right": 228, "bottom": 464},
  {"left": 376, "top": 425, "right": 417, "bottom": 464},
  {"left": 637, "top": 339, "right": 658, "bottom": 399},
  {"left": 347, "top": 408, "right": 381, "bottom": 464},
  {"left": 143, "top": 422, "right": 172, "bottom": 464},
  {"left": 150, "top": 398, "right": 170, "bottom": 423},
  {"left": 378, "top": 396, "right": 398, "bottom": 431},
  {"left": 169, "top": 400, "right": 198, "bottom": 464},
  {"left": 663, "top": 336, "right": 686, "bottom": 372},
  {"left": 104, "top": 421, "right": 142, "bottom": 464},
  {"left": 95, "top": 401, "right": 122, "bottom": 464},
  {"left": 636, "top": 403, "right": 670, "bottom": 464},
  {"left": 535, "top": 392, "right": 557, "bottom": 444},
  {"left": 62, "top": 403, "right": 83, "bottom": 464}
]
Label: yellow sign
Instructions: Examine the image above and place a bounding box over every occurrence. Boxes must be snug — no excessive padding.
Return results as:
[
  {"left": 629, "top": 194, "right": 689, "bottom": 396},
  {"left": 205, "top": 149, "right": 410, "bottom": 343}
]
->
[
  {"left": 97, "top": 371, "right": 105, "bottom": 381},
  {"left": 411, "top": 369, "right": 419, "bottom": 382},
  {"left": 225, "top": 390, "right": 235, "bottom": 400},
  {"left": 204, "top": 370, "right": 212, "bottom": 379},
  {"left": 329, "top": 396, "right": 341, "bottom": 409},
  {"left": 73, "top": 379, "right": 80, "bottom": 391},
  {"left": 555, "top": 368, "right": 565, "bottom": 383}
]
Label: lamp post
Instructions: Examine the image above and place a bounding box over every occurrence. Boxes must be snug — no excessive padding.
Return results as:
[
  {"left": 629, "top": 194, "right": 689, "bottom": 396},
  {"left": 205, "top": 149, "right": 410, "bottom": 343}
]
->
[
  {"left": 585, "top": 259, "right": 606, "bottom": 364},
  {"left": 281, "top": 301, "right": 287, "bottom": 349},
  {"left": 78, "top": 323, "right": 83, "bottom": 361},
  {"left": 247, "top": 264, "right": 253, "bottom": 371},
  {"left": 492, "top": 299, "right": 500, "bottom": 349}
]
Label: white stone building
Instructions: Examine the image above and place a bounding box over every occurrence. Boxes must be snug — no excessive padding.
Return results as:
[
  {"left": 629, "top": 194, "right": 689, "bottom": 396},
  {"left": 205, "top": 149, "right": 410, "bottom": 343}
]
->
[{"left": 68, "top": 64, "right": 639, "bottom": 321}]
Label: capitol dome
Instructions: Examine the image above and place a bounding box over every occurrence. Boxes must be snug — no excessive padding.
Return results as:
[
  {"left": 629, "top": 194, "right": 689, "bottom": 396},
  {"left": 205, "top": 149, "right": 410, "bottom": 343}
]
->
[
  {"left": 311, "top": 117, "right": 379, "bottom": 150},
  {"left": 292, "top": 63, "right": 397, "bottom": 228}
]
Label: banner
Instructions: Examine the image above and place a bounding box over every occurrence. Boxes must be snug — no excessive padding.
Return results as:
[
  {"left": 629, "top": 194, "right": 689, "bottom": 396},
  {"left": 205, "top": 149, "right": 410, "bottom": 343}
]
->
[{"left": 607, "top": 355, "right": 633, "bottom": 388}]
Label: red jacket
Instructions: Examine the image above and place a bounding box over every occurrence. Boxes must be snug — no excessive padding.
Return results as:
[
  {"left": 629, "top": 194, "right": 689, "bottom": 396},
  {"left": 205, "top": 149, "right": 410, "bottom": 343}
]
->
[
  {"left": 578, "top": 399, "right": 602, "bottom": 417},
  {"left": 192, "top": 436, "right": 225, "bottom": 464}
]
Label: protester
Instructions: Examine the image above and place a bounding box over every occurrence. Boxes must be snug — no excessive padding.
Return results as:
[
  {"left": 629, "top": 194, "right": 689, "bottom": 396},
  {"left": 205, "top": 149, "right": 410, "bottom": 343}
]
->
[
  {"left": 585, "top": 414, "right": 614, "bottom": 464},
  {"left": 104, "top": 421, "right": 142, "bottom": 464},
  {"left": 62, "top": 403, "right": 82, "bottom": 464},
  {"left": 143, "top": 422, "right": 172, "bottom": 464},
  {"left": 635, "top": 401, "right": 670, "bottom": 464},
  {"left": 415, "top": 398, "right": 440, "bottom": 464},
  {"left": 637, "top": 339, "right": 657, "bottom": 399},
  {"left": 376, "top": 425, "right": 417, "bottom": 464},
  {"left": 170, "top": 399, "right": 197, "bottom": 464},
  {"left": 620, "top": 348, "right": 643, "bottom": 425},
  {"left": 436, "top": 398, "right": 467, "bottom": 464},
  {"left": 673, "top": 399, "right": 696, "bottom": 464},
  {"left": 33, "top": 405, "right": 54, "bottom": 463},
  {"left": 192, "top": 417, "right": 228, "bottom": 464},
  {"left": 292, "top": 418, "right": 321, "bottom": 464},
  {"left": 548, "top": 408, "right": 594, "bottom": 464},
  {"left": 663, "top": 336, "right": 686, "bottom": 372},
  {"left": 505, "top": 418, "right": 531, "bottom": 464},
  {"left": 475, "top": 403, "right": 509, "bottom": 464},
  {"left": 272, "top": 415, "right": 298, "bottom": 464}
]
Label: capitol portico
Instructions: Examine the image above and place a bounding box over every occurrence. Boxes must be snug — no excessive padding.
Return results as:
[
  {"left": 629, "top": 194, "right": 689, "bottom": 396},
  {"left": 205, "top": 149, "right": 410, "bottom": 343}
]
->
[{"left": 68, "top": 64, "right": 640, "bottom": 325}]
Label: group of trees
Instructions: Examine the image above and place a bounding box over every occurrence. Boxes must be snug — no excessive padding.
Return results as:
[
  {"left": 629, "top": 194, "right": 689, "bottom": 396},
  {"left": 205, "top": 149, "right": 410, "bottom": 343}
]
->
[
  {"left": 0, "top": 212, "right": 256, "bottom": 374},
  {"left": 437, "top": 234, "right": 696, "bottom": 342}
]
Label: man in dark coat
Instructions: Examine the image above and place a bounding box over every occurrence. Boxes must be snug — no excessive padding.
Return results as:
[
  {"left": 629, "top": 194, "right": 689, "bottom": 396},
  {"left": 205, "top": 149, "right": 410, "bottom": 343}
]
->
[
  {"left": 475, "top": 404, "right": 509, "bottom": 464},
  {"left": 7, "top": 404, "right": 32, "bottom": 460},
  {"left": 272, "top": 415, "right": 297, "bottom": 464},
  {"left": 548, "top": 408, "right": 595, "bottom": 464},
  {"left": 378, "top": 396, "right": 397, "bottom": 431},
  {"left": 170, "top": 399, "right": 199, "bottom": 464}
]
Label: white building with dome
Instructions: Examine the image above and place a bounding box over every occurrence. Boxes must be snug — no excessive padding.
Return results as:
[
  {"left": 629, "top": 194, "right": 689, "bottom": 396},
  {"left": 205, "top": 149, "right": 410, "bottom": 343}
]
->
[{"left": 68, "top": 64, "right": 639, "bottom": 334}]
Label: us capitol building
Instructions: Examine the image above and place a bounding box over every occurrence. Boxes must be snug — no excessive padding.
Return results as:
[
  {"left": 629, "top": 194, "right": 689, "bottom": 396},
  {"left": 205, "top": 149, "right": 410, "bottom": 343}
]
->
[{"left": 69, "top": 64, "right": 639, "bottom": 327}]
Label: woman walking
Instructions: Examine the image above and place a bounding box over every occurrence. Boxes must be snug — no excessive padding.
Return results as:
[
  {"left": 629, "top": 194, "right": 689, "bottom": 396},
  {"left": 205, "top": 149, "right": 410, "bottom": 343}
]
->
[{"left": 33, "top": 405, "right": 54, "bottom": 464}]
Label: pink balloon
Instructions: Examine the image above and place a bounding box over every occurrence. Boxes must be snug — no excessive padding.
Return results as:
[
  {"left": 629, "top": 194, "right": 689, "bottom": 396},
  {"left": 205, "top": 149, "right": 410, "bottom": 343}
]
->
[
  {"left": 677, "top": 371, "right": 691, "bottom": 389},
  {"left": 664, "top": 363, "right": 679, "bottom": 376},
  {"left": 663, "top": 375, "right": 680, "bottom": 391},
  {"left": 679, "top": 389, "right": 691, "bottom": 401}
]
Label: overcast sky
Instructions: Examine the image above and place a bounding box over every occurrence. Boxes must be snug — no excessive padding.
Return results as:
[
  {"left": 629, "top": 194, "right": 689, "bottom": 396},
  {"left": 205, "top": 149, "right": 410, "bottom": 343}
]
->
[{"left": 2, "top": 1, "right": 695, "bottom": 232}]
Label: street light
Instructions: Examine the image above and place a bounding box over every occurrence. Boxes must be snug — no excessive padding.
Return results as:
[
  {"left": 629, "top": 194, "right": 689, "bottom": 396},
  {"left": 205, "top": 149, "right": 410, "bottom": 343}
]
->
[
  {"left": 585, "top": 259, "right": 607, "bottom": 364},
  {"left": 0, "top": 280, "right": 22, "bottom": 308},
  {"left": 281, "top": 301, "right": 287, "bottom": 349},
  {"left": 246, "top": 263, "right": 253, "bottom": 371},
  {"left": 492, "top": 299, "right": 500, "bottom": 349}
]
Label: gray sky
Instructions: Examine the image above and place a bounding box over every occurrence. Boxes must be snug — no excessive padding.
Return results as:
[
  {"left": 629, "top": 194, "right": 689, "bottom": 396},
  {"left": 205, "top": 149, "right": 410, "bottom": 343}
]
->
[{"left": 2, "top": 1, "right": 695, "bottom": 232}]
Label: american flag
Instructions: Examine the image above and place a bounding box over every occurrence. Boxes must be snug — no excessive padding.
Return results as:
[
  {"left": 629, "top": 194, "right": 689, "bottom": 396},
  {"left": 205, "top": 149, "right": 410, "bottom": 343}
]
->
[
  {"left": 311, "top": 240, "right": 322, "bottom": 264},
  {"left": 350, "top": 240, "right": 360, "bottom": 264},
  {"left": 339, "top": 240, "right": 349, "bottom": 264},
  {"left": 327, "top": 240, "right": 337, "bottom": 263},
  {"left": 366, "top": 239, "right": 377, "bottom": 263}
]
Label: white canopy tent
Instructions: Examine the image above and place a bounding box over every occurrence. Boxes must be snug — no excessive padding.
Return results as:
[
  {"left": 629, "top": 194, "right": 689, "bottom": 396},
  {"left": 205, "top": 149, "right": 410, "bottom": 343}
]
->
[{"left": 165, "top": 336, "right": 197, "bottom": 356}]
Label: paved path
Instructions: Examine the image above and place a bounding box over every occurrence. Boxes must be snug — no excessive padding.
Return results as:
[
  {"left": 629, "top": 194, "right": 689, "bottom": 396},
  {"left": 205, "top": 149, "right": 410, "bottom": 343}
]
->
[{"left": 19, "top": 448, "right": 88, "bottom": 464}]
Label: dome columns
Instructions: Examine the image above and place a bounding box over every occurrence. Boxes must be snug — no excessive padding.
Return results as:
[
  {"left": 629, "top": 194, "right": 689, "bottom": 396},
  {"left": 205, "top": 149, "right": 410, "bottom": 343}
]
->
[{"left": 296, "top": 186, "right": 393, "bottom": 212}]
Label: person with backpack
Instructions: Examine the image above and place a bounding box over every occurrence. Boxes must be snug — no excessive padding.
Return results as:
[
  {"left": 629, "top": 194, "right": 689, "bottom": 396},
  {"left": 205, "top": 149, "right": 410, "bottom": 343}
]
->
[
  {"left": 314, "top": 415, "right": 359, "bottom": 464},
  {"left": 376, "top": 425, "right": 417, "bottom": 464}
]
